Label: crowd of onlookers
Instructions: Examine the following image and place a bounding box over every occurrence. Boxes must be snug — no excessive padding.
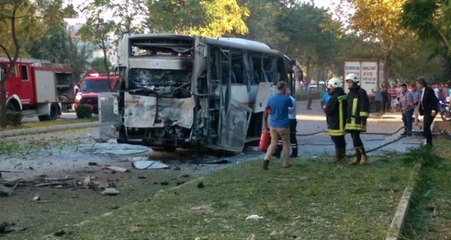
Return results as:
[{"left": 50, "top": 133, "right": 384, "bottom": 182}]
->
[{"left": 372, "top": 82, "right": 450, "bottom": 115}]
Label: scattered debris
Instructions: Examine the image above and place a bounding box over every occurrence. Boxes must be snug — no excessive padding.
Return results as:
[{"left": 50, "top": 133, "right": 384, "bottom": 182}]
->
[
  {"left": 131, "top": 160, "right": 169, "bottom": 170},
  {"left": 32, "top": 194, "right": 40, "bottom": 202},
  {"left": 105, "top": 166, "right": 129, "bottom": 173},
  {"left": 34, "top": 182, "right": 65, "bottom": 187},
  {"left": 101, "top": 188, "right": 120, "bottom": 195},
  {"left": 245, "top": 215, "right": 264, "bottom": 221},
  {"left": 82, "top": 176, "right": 92, "bottom": 189},
  {"left": 45, "top": 175, "right": 73, "bottom": 182},
  {"left": 54, "top": 229, "right": 66, "bottom": 237},
  {"left": 0, "top": 185, "right": 13, "bottom": 197},
  {"left": 299, "top": 176, "right": 308, "bottom": 181},
  {"left": 0, "top": 222, "right": 27, "bottom": 234},
  {"left": 191, "top": 205, "right": 214, "bottom": 214},
  {"left": 197, "top": 182, "right": 204, "bottom": 189},
  {"left": 0, "top": 222, "right": 7, "bottom": 233}
]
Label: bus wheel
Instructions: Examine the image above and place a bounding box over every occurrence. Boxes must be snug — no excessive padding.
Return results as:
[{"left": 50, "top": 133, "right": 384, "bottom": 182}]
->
[
  {"left": 38, "top": 104, "right": 58, "bottom": 121},
  {"left": 49, "top": 104, "right": 58, "bottom": 120}
]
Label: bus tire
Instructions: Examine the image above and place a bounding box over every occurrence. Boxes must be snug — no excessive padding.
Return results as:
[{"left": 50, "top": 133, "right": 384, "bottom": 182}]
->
[{"left": 38, "top": 104, "right": 58, "bottom": 121}]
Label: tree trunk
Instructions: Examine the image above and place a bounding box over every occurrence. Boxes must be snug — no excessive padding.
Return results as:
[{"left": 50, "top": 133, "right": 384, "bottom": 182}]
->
[
  {"left": 0, "top": 80, "right": 7, "bottom": 127},
  {"left": 383, "top": 51, "right": 392, "bottom": 86},
  {"left": 102, "top": 47, "right": 111, "bottom": 91}
]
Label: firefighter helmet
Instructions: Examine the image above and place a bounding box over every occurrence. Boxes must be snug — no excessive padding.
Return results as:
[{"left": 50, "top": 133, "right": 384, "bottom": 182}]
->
[
  {"left": 327, "top": 77, "right": 342, "bottom": 89},
  {"left": 345, "top": 74, "right": 359, "bottom": 85}
]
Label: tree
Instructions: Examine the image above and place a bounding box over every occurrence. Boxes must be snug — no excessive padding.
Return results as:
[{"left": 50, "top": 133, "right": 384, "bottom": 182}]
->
[
  {"left": 26, "top": 24, "right": 89, "bottom": 82},
  {"left": 79, "top": 2, "right": 116, "bottom": 90},
  {"left": 148, "top": 0, "right": 249, "bottom": 37},
  {"left": 273, "top": 3, "right": 341, "bottom": 81},
  {"left": 401, "top": 0, "right": 451, "bottom": 79},
  {"left": 336, "top": 0, "right": 408, "bottom": 83},
  {"left": 0, "top": 0, "right": 42, "bottom": 126},
  {"left": 110, "top": 0, "right": 148, "bottom": 35},
  {"left": 89, "top": 57, "right": 111, "bottom": 73}
]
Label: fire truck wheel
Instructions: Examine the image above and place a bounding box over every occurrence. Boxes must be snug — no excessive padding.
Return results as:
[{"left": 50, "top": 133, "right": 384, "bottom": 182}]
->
[{"left": 6, "top": 102, "right": 18, "bottom": 112}]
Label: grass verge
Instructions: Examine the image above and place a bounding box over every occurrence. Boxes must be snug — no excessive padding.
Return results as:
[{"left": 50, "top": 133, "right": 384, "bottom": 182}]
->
[
  {"left": 42, "top": 155, "right": 417, "bottom": 240},
  {"left": 401, "top": 122, "right": 451, "bottom": 239},
  {"left": 0, "top": 118, "right": 96, "bottom": 132}
]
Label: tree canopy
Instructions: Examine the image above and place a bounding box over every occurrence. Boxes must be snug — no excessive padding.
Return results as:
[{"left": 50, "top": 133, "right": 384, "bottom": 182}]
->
[{"left": 148, "top": 0, "right": 249, "bottom": 37}]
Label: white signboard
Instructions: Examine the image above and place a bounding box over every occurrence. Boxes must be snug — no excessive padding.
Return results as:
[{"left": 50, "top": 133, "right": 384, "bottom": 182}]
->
[{"left": 344, "top": 60, "right": 384, "bottom": 94}]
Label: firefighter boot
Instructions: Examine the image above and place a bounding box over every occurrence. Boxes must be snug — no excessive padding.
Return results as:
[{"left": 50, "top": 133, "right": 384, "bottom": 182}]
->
[
  {"left": 359, "top": 147, "right": 367, "bottom": 166},
  {"left": 334, "top": 147, "right": 346, "bottom": 163},
  {"left": 348, "top": 147, "right": 361, "bottom": 165}
]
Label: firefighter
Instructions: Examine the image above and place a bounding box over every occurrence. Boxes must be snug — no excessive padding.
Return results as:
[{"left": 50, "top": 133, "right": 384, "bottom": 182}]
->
[
  {"left": 324, "top": 77, "right": 347, "bottom": 163},
  {"left": 344, "top": 74, "right": 370, "bottom": 165}
]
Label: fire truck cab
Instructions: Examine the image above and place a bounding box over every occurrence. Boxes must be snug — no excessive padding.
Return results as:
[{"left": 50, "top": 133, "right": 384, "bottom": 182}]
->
[
  {"left": 0, "top": 58, "right": 75, "bottom": 121},
  {"left": 74, "top": 73, "right": 120, "bottom": 113}
]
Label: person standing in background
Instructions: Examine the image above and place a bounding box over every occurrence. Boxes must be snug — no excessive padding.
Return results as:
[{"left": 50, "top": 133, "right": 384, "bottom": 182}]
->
[
  {"left": 400, "top": 83, "right": 414, "bottom": 136},
  {"left": 411, "top": 84, "right": 421, "bottom": 126},
  {"left": 306, "top": 80, "right": 315, "bottom": 110},
  {"left": 381, "top": 86, "right": 390, "bottom": 114},
  {"left": 417, "top": 79, "right": 439, "bottom": 146},
  {"left": 372, "top": 87, "right": 382, "bottom": 112}
]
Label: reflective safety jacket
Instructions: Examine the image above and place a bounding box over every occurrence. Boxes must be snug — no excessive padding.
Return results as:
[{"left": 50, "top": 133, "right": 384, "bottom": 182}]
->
[
  {"left": 325, "top": 87, "right": 347, "bottom": 136},
  {"left": 345, "top": 86, "right": 370, "bottom": 132}
]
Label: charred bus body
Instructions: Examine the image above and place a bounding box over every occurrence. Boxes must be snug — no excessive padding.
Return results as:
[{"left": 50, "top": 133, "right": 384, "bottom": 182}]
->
[{"left": 115, "top": 34, "right": 295, "bottom": 153}]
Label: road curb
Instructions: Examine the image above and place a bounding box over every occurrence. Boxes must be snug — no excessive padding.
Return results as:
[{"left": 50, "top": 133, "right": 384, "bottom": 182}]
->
[
  {"left": 0, "top": 122, "right": 98, "bottom": 138},
  {"left": 386, "top": 163, "right": 422, "bottom": 240}
]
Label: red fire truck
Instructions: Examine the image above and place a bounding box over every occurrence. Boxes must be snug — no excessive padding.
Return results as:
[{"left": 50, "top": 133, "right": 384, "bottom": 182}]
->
[
  {"left": 0, "top": 58, "right": 75, "bottom": 121},
  {"left": 74, "top": 72, "right": 120, "bottom": 113}
]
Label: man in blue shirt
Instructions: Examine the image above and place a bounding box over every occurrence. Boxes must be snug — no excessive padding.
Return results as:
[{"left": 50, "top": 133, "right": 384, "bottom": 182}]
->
[
  {"left": 273, "top": 88, "right": 298, "bottom": 159},
  {"left": 263, "top": 81, "right": 293, "bottom": 170}
]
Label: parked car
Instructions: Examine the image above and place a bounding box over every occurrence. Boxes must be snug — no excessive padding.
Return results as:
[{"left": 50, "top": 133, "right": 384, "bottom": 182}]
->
[{"left": 74, "top": 73, "right": 120, "bottom": 113}]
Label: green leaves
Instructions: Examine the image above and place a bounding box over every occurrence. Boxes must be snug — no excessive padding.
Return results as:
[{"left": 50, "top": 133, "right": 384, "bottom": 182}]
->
[{"left": 148, "top": 0, "right": 249, "bottom": 37}]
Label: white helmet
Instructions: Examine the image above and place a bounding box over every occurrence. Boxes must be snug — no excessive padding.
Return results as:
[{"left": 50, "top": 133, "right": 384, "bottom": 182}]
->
[
  {"left": 327, "top": 77, "right": 342, "bottom": 88},
  {"left": 345, "top": 74, "right": 359, "bottom": 85}
]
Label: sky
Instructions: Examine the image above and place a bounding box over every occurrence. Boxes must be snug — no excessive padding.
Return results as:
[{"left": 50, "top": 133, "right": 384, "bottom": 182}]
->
[{"left": 301, "top": 0, "right": 339, "bottom": 9}]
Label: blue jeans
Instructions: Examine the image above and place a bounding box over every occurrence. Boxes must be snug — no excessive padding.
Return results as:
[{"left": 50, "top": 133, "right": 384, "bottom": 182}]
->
[{"left": 402, "top": 108, "right": 414, "bottom": 134}]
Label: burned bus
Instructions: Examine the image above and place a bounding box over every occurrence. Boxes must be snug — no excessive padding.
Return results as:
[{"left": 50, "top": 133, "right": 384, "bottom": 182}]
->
[{"left": 114, "top": 34, "right": 295, "bottom": 153}]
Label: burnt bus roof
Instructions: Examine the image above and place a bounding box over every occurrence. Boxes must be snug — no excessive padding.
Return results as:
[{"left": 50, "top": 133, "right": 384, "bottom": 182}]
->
[{"left": 126, "top": 34, "right": 284, "bottom": 56}]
